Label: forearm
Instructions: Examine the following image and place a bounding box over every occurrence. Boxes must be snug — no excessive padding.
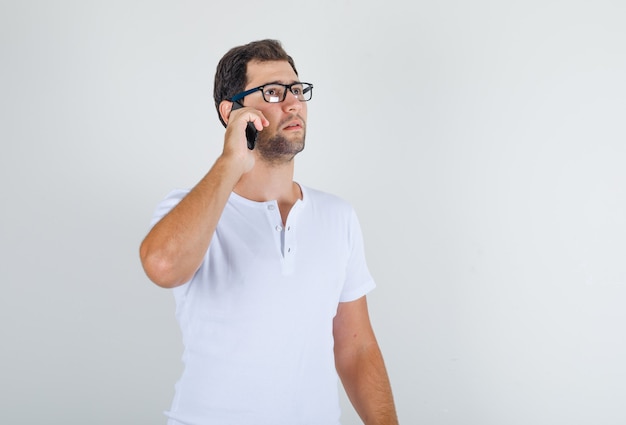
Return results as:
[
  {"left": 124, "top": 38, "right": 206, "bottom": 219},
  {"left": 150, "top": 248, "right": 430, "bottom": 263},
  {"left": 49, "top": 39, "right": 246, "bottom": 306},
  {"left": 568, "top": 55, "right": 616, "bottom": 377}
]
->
[
  {"left": 337, "top": 342, "right": 398, "bottom": 425},
  {"left": 140, "top": 155, "right": 243, "bottom": 288}
]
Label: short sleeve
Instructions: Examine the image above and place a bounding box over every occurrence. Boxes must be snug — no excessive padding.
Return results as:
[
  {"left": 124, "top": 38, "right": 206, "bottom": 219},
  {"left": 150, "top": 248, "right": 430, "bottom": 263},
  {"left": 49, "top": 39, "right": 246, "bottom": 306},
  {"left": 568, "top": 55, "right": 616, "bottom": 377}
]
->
[
  {"left": 149, "top": 189, "right": 190, "bottom": 227},
  {"left": 338, "top": 209, "right": 376, "bottom": 302}
]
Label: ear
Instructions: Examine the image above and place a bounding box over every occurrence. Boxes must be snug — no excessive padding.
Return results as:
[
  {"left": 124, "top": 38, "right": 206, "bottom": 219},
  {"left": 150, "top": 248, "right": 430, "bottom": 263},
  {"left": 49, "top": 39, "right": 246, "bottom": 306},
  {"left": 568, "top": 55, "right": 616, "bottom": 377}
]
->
[{"left": 219, "top": 100, "right": 234, "bottom": 126}]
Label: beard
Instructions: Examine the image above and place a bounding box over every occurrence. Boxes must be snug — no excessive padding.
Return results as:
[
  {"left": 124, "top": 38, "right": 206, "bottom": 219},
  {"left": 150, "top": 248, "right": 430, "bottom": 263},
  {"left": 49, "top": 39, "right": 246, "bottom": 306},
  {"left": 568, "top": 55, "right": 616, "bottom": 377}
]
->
[{"left": 255, "top": 124, "right": 306, "bottom": 166}]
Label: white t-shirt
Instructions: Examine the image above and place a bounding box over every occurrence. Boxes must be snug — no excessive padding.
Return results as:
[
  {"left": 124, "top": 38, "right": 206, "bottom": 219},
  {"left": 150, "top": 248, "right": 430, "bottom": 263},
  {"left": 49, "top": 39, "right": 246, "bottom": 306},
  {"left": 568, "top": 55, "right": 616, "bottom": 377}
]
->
[{"left": 151, "top": 185, "right": 376, "bottom": 425}]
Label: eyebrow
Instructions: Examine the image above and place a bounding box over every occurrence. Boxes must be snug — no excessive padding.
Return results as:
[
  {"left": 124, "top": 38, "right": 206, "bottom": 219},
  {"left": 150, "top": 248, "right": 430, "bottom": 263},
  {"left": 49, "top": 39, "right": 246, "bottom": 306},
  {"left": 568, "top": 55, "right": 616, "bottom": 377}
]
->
[{"left": 263, "top": 80, "right": 301, "bottom": 86}]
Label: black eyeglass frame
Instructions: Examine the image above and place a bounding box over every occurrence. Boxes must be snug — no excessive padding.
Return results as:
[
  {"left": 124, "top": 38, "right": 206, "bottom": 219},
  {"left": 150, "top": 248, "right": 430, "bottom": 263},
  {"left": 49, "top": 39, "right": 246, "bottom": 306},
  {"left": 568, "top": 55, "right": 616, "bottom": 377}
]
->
[{"left": 230, "top": 82, "right": 314, "bottom": 104}]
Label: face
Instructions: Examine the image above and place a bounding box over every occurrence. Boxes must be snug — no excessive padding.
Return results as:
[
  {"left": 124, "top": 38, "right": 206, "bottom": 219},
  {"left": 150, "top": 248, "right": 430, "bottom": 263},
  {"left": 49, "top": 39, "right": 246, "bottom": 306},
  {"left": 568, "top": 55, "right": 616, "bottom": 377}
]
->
[{"left": 242, "top": 60, "right": 308, "bottom": 165}]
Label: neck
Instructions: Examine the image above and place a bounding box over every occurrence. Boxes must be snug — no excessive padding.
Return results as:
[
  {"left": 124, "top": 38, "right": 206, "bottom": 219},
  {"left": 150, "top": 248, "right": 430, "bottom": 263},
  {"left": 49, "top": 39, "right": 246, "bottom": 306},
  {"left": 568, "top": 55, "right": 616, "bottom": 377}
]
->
[
  {"left": 233, "top": 159, "right": 301, "bottom": 204},
  {"left": 234, "top": 160, "right": 302, "bottom": 225}
]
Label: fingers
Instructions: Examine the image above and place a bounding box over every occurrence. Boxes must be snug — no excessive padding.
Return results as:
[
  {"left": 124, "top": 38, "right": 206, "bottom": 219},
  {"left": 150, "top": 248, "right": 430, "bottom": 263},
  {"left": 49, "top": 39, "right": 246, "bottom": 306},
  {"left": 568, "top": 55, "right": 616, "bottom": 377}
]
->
[
  {"left": 223, "top": 106, "right": 266, "bottom": 158},
  {"left": 238, "top": 109, "right": 269, "bottom": 132},
  {"left": 228, "top": 103, "right": 268, "bottom": 130}
]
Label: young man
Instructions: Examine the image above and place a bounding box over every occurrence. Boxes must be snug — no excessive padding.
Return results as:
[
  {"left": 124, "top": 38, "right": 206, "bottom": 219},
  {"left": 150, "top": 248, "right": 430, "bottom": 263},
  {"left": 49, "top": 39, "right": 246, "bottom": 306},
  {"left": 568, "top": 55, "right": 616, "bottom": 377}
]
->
[{"left": 140, "top": 39, "right": 398, "bottom": 425}]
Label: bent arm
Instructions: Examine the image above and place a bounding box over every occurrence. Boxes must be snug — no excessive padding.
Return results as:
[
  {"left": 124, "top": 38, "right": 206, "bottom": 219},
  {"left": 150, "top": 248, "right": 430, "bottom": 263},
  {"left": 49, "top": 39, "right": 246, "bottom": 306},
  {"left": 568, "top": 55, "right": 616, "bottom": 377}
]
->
[
  {"left": 333, "top": 296, "right": 398, "bottom": 425},
  {"left": 140, "top": 103, "right": 268, "bottom": 288},
  {"left": 139, "top": 155, "right": 244, "bottom": 288}
]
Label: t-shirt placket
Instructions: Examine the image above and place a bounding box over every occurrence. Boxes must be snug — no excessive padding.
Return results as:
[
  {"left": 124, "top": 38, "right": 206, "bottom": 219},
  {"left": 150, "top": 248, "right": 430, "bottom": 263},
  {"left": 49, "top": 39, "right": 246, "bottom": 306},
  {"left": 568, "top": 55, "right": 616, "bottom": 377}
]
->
[{"left": 264, "top": 201, "right": 299, "bottom": 275}]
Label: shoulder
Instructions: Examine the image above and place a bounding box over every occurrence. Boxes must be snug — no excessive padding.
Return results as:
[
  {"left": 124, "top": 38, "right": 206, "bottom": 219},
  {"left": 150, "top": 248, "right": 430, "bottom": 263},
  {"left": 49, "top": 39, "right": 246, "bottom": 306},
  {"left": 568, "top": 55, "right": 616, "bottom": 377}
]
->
[
  {"left": 301, "top": 185, "right": 354, "bottom": 213},
  {"left": 162, "top": 188, "right": 191, "bottom": 202},
  {"left": 155, "top": 188, "right": 191, "bottom": 209},
  {"left": 150, "top": 188, "right": 191, "bottom": 226},
  {"left": 299, "top": 185, "right": 362, "bottom": 234}
]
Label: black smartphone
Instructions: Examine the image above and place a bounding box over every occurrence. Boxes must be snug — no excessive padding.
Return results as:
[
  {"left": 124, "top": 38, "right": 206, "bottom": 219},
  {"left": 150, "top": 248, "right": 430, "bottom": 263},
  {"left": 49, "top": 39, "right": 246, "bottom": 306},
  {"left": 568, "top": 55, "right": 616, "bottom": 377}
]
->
[{"left": 231, "top": 101, "right": 257, "bottom": 150}]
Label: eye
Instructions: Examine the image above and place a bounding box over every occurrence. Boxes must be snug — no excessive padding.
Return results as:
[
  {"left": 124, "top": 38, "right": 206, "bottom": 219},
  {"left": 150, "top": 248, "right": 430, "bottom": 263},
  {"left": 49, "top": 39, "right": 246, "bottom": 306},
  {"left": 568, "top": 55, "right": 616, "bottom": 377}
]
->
[{"left": 263, "top": 85, "right": 285, "bottom": 101}]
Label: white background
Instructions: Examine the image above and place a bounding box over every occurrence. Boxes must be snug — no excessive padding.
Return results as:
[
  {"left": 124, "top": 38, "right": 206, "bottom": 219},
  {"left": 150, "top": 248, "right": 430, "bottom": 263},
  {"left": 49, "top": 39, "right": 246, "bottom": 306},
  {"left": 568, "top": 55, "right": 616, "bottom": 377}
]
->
[{"left": 2, "top": 1, "right": 625, "bottom": 424}]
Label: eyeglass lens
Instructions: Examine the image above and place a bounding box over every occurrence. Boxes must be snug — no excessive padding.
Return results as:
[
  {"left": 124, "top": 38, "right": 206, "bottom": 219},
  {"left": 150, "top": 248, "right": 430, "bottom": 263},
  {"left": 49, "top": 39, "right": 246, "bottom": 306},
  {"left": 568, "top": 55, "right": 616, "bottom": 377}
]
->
[{"left": 262, "top": 83, "right": 312, "bottom": 103}]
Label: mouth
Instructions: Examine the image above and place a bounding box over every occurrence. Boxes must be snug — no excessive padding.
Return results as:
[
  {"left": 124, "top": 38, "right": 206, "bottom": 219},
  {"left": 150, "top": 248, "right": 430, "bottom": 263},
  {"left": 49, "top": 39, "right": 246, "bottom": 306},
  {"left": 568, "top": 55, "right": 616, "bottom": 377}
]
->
[{"left": 282, "top": 119, "right": 304, "bottom": 131}]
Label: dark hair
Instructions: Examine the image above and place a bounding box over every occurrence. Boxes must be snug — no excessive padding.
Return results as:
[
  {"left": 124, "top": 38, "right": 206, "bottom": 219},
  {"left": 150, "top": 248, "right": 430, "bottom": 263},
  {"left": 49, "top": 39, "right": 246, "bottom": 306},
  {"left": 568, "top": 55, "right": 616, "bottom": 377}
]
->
[{"left": 213, "top": 39, "right": 298, "bottom": 127}]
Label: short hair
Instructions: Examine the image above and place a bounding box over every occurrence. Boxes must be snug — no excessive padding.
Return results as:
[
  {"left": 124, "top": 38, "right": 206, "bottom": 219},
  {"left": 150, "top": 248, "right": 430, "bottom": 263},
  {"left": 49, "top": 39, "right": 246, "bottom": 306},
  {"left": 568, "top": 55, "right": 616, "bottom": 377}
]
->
[{"left": 213, "top": 39, "right": 299, "bottom": 127}]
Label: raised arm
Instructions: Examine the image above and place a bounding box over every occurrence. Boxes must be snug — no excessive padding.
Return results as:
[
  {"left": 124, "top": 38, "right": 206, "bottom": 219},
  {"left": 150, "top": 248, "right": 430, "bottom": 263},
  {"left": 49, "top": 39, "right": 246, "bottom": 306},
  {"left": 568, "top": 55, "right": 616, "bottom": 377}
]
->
[
  {"left": 333, "top": 296, "right": 399, "bottom": 424},
  {"left": 139, "top": 104, "right": 267, "bottom": 288}
]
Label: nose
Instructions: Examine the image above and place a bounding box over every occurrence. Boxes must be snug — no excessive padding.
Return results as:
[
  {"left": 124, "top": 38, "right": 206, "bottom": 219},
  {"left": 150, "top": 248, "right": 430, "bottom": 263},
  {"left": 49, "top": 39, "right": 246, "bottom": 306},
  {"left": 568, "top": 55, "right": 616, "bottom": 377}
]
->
[{"left": 281, "top": 90, "right": 303, "bottom": 113}]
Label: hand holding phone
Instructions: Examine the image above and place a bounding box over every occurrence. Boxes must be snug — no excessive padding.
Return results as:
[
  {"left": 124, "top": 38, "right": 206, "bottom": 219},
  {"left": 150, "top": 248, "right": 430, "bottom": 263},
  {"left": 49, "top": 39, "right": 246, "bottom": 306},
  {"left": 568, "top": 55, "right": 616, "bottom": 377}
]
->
[{"left": 231, "top": 101, "right": 258, "bottom": 150}]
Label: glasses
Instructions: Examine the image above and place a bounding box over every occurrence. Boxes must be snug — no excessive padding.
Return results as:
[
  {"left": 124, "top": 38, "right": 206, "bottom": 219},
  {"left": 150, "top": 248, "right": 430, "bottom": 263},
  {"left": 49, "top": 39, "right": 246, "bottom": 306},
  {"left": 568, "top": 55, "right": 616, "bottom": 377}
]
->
[{"left": 230, "top": 82, "right": 313, "bottom": 104}]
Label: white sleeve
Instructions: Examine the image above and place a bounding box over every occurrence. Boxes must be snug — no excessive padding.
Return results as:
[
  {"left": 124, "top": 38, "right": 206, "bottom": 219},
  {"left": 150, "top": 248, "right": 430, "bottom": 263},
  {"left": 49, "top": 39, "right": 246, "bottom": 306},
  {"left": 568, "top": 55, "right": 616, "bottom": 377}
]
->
[
  {"left": 149, "top": 189, "right": 190, "bottom": 227},
  {"left": 339, "top": 208, "right": 376, "bottom": 302}
]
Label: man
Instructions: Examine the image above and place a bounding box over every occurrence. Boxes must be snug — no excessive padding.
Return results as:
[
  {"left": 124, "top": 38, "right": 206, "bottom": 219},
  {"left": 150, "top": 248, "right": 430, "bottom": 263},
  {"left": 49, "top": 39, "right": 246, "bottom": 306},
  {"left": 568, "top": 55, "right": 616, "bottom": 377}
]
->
[{"left": 140, "top": 39, "right": 398, "bottom": 425}]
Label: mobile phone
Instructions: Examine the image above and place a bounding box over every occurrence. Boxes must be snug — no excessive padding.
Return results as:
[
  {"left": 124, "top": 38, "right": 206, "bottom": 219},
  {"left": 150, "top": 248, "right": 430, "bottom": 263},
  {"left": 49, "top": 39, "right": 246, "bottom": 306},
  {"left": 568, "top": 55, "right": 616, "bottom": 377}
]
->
[{"left": 231, "top": 101, "right": 257, "bottom": 150}]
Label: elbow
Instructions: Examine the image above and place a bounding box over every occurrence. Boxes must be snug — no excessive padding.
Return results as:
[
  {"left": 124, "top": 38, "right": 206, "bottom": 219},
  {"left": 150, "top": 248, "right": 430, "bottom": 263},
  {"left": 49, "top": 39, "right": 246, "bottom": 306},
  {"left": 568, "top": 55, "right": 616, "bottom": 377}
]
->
[{"left": 139, "top": 242, "right": 188, "bottom": 289}]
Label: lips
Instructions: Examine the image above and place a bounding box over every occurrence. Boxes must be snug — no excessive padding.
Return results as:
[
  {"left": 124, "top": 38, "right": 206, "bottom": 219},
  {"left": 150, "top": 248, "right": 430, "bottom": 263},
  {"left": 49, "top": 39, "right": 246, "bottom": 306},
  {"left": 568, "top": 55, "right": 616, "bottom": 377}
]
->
[
  {"left": 283, "top": 121, "right": 302, "bottom": 130},
  {"left": 281, "top": 116, "right": 304, "bottom": 131}
]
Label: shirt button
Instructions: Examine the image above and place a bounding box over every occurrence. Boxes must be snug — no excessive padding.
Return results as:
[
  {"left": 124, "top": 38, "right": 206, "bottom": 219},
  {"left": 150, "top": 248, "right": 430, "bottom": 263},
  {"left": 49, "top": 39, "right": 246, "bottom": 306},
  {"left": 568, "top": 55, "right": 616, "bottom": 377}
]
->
[
  {"left": 275, "top": 225, "right": 283, "bottom": 232},
  {"left": 267, "top": 205, "right": 275, "bottom": 210}
]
